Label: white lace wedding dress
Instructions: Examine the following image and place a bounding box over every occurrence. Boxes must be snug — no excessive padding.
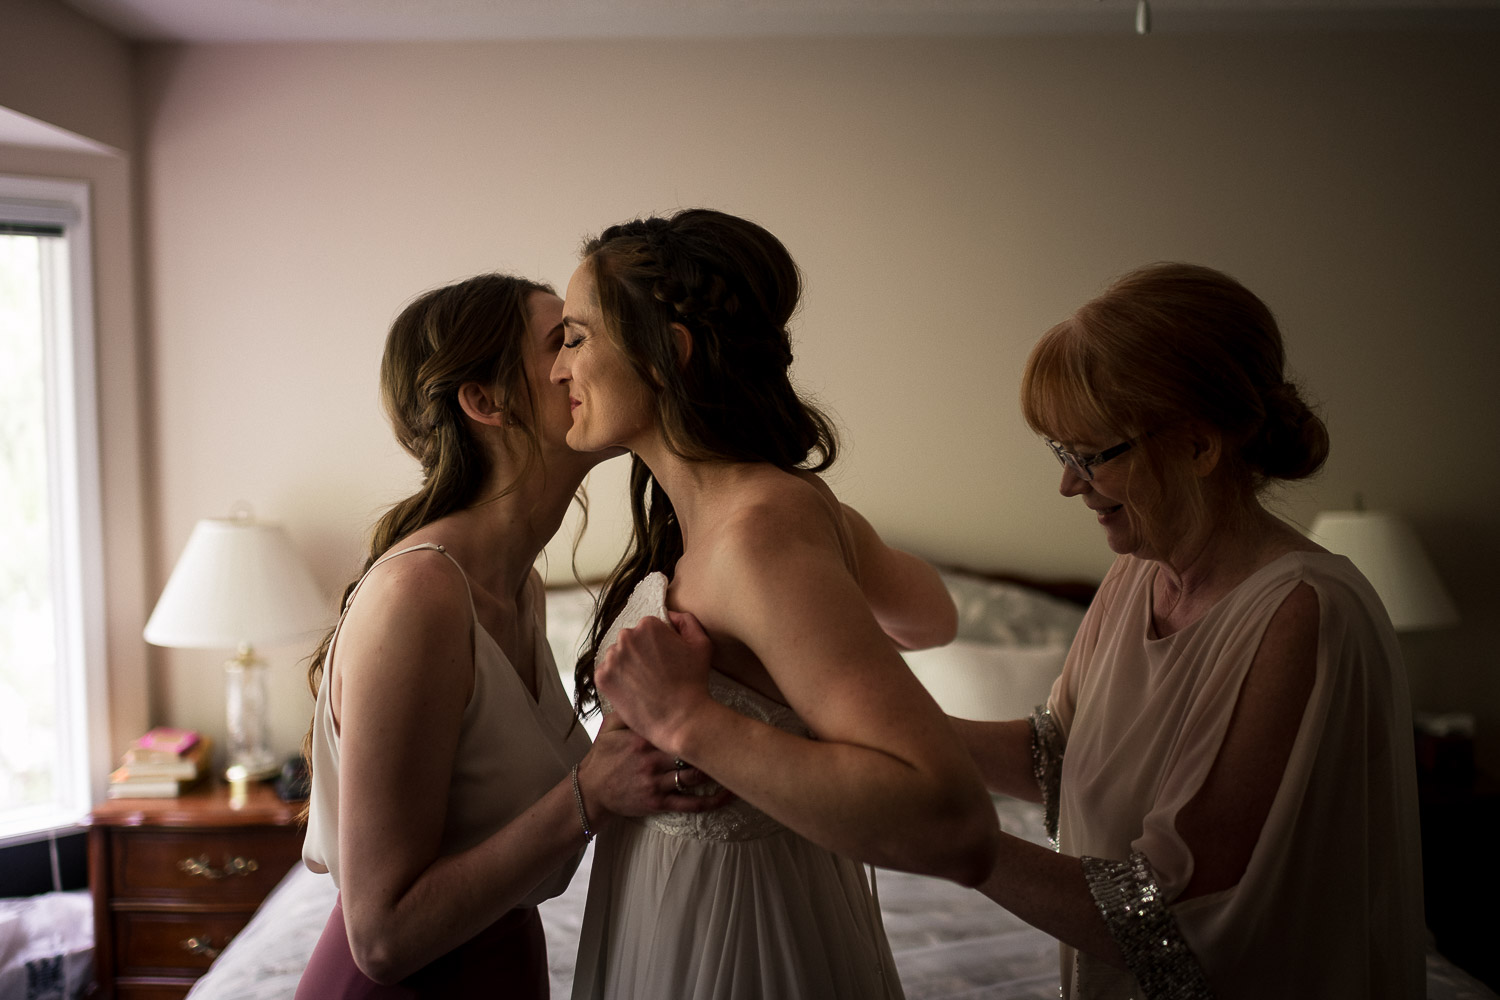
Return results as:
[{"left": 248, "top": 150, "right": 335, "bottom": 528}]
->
[{"left": 570, "top": 573, "right": 904, "bottom": 1000}]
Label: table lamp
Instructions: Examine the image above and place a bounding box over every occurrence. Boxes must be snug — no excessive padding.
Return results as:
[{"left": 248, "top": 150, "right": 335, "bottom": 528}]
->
[
  {"left": 144, "top": 513, "right": 327, "bottom": 779},
  {"left": 1308, "top": 508, "right": 1459, "bottom": 631}
]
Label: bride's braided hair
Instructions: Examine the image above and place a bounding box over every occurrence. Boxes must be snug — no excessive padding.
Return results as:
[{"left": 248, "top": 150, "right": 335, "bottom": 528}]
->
[{"left": 573, "top": 209, "right": 838, "bottom": 716}]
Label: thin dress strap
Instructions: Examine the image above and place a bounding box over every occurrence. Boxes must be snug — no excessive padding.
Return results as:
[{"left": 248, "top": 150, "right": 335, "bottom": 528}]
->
[{"left": 326, "top": 542, "right": 478, "bottom": 673}]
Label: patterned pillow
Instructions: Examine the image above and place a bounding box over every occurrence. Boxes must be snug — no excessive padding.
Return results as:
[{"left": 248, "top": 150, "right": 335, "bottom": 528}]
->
[{"left": 940, "top": 569, "right": 1087, "bottom": 648}]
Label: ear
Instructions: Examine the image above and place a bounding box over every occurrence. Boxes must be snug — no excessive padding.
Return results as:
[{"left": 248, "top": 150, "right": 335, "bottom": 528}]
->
[
  {"left": 670, "top": 323, "right": 693, "bottom": 370},
  {"left": 1185, "top": 423, "right": 1222, "bottom": 478},
  {"left": 457, "top": 381, "right": 507, "bottom": 428}
]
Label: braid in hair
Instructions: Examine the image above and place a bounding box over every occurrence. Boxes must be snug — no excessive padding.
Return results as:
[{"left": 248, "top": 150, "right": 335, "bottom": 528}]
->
[{"left": 572, "top": 209, "right": 837, "bottom": 716}]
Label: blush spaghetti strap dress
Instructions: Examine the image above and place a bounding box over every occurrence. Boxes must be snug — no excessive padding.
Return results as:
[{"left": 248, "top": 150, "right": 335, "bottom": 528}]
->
[{"left": 299, "top": 543, "right": 591, "bottom": 999}]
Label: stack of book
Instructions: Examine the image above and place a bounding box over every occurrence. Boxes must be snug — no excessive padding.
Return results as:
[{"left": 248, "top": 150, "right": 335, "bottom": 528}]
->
[{"left": 107, "top": 727, "right": 212, "bottom": 799}]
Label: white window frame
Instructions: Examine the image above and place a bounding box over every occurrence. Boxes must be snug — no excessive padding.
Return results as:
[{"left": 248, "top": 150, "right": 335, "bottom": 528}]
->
[{"left": 0, "top": 174, "right": 111, "bottom": 846}]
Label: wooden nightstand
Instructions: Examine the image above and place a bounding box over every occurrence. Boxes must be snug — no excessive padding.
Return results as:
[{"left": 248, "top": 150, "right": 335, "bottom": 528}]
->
[{"left": 88, "top": 782, "right": 304, "bottom": 999}]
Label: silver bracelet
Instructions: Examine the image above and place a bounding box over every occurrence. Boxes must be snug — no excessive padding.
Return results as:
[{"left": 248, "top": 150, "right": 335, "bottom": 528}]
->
[
  {"left": 1027, "top": 704, "right": 1064, "bottom": 849},
  {"left": 1082, "top": 852, "right": 1214, "bottom": 999},
  {"left": 570, "top": 764, "right": 593, "bottom": 841}
]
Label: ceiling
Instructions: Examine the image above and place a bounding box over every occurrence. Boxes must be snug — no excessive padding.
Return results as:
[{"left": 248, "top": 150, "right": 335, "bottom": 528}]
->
[
  {"left": 56, "top": 0, "right": 1500, "bottom": 42},
  {"left": 6, "top": 0, "right": 1491, "bottom": 151}
]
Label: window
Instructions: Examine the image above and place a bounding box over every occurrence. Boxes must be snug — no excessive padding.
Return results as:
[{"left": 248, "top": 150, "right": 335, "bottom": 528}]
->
[{"left": 0, "top": 175, "right": 109, "bottom": 845}]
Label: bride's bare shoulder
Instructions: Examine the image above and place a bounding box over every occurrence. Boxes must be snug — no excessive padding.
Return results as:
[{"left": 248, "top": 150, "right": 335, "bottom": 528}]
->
[
  {"left": 712, "top": 469, "right": 839, "bottom": 547},
  {"left": 683, "top": 473, "right": 852, "bottom": 632}
]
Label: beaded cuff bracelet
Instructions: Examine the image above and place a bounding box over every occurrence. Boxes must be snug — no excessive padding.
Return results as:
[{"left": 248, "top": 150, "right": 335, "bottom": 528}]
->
[
  {"left": 1081, "top": 852, "right": 1214, "bottom": 1000},
  {"left": 1027, "top": 705, "right": 1064, "bottom": 848}
]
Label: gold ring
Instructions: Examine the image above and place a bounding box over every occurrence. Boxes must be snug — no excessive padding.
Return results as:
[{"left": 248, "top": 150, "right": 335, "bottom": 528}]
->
[{"left": 673, "top": 769, "right": 684, "bottom": 793}]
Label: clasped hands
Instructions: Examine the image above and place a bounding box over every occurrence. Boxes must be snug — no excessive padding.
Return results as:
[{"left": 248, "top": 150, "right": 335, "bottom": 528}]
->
[{"left": 591, "top": 610, "right": 729, "bottom": 811}]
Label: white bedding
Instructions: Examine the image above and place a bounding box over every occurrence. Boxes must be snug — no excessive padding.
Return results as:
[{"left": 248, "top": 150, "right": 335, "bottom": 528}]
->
[
  {"left": 183, "top": 798, "right": 1070, "bottom": 1000},
  {"left": 181, "top": 576, "right": 1499, "bottom": 999},
  {"left": 183, "top": 796, "right": 1500, "bottom": 1000},
  {"left": 0, "top": 889, "right": 93, "bottom": 1000}
]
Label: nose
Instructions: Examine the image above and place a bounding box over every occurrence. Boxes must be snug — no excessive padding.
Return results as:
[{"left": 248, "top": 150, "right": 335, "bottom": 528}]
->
[
  {"left": 549, "top": 351, "right": 570, "bottom": 386},
  {"left": 1059, "top": 466, "right": 1089, "bottom": 498}
]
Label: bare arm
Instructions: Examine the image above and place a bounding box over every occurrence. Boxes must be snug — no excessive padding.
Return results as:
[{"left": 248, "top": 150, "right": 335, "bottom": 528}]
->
[
  {"left": 333, "top": 558, "right": 720, "bottom": 983},
  {"left": 598, "top": 511, "right": 999, "bottom": 886},
  {"left": 1174, "top": 581, "right": 1317, "bottom": 899},
  {"left": 948, "top": 717, "right": 1041, "bottom": 802},
  {"left": 841, "top": 504, "right": 957, "bottom": 650}
]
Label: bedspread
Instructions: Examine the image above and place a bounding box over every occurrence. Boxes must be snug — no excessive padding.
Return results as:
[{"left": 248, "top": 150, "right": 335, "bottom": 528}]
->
[{"left": 183, "top": 797, "right": 1499, "bottom": 1000}]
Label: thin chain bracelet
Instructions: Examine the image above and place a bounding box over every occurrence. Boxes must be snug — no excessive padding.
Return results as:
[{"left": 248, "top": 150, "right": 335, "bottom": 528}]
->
[{"left": 570, "top": 764, "right": 593, "bottom": 840}]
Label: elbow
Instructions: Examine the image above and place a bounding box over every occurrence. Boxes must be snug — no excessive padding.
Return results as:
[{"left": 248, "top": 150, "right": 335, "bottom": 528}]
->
[
  {"left": 926, "top": 789, "right": 1001, "bottom": 888},
  {"left": 347, "top": 923, "right": 412, "bottom": 986},
  {"left": 932, "top": 608, "right": 959, "bottom": 649},
  {"left": 947, "top": 815, "right": 1002, "bottom": 889},
  {"left": 889, "top": 606, "right": 958, "bottom": 652},
  {"left": 914, "top": 599, "right": 960, "bottom": 651},
  {"left": 926, "top": 583, "right": 960, "bottom": 648}
]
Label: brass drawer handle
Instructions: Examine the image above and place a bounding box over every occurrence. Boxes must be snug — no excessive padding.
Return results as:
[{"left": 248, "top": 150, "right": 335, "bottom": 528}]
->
[
  {"left": 178, "top": 855, "right": 259, "bottom": 879},
  {"left": 181, "top": 935, "right": 222, "bottom": 959}
]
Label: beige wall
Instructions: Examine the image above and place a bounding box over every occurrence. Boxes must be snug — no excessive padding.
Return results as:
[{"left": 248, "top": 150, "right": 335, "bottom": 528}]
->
[
  {"left": 1, "top": 2, "right": 148, "bottom": 767},
  {"left": 122, "top": 30, "right": 1499, "bottom": 774}
]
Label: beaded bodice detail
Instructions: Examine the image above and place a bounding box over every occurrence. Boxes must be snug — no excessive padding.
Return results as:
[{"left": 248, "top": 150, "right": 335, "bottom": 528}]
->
[{"left": 600, "top": 572, "right": 811, "bottom": 843}]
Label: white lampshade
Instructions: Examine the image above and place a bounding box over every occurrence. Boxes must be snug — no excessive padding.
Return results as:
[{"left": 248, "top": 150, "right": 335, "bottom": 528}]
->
[
  {"left": 1308, "top": 510, "right": 1459, "bottom": 631},
  {"left": 144, "top": 516, "right": 327, "bottom": 650}
]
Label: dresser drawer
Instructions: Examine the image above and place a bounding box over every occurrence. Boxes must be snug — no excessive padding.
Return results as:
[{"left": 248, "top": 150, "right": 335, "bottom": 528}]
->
[
  {"left": 113, "top": 909, "right": 252, "bottom": 976},
  {"left": 111, "top": 828, "right": 301, "bottom": 901},
  {"left": 90, "top": 783, "right": 306, "bottom": 999}
]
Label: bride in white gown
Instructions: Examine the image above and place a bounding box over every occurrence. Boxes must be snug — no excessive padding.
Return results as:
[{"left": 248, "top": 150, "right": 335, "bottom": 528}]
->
[{"left": 549, "top": 209, "right": 1001, "bottom": 1000}]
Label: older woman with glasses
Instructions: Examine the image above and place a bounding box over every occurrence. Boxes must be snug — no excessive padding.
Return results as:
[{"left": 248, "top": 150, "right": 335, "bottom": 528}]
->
[{"left": 949, "top": 262, "right": 1425, "bottom": 999}]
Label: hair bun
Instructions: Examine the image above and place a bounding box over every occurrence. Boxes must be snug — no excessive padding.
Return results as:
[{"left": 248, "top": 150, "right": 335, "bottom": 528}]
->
[{"left": 1245, "top": 381, "right": 1329, "bottom": 482}]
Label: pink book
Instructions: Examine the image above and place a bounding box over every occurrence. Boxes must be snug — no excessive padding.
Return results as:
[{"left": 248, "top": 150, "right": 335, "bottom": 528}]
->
[{"left": 134, "top": 727, "right": 200, "bottom": 756}]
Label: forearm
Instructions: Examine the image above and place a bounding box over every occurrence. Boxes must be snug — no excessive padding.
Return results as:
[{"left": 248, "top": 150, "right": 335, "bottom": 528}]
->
[
  {"left": 673, "top": 700, "right": 998, "bottom": 885},
  {"left": 949, "top": 717, "right": 1041, "bottom": 802},
  {"left": 982, "top": 836, "right": 1215, "bottom": 996},
  {"left": 978, "top": 833, "right": 1124, "bottom": 967},
  {"left": 345, "top": 776, "right": 589, "bottom": 982}
]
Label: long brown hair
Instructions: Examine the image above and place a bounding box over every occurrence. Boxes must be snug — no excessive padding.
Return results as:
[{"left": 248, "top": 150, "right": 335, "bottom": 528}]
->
[
  {"left": 301, "top": 273, "right": 553, "bottom": 796},
  {"left": 1021, "top": 262, "right": 1329, "bottom": 553},
  {"left": 572, "top": 209, "right": 838, "bottom": 716}
]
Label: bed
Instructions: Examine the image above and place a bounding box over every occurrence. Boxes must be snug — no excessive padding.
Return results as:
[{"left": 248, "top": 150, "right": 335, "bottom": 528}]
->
[
  {"left": 0, "top": 888, "right": 94, "bottom": 1000},
  {"left": 178, "top": 570, "right": 1497, "bottom": 1000}
]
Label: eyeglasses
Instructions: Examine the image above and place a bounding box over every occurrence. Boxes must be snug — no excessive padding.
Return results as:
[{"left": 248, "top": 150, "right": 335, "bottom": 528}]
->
[{"left": 1044, "top": 437, "right": 1135, "bottom": 482}]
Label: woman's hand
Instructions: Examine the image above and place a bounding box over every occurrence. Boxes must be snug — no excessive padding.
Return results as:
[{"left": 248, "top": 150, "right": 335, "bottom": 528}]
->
[
  {"left": 577, "top": 712, "right": 729, "bottom": 827},
  {"left": 595, "top": 610, "right": 715, "bottom": 755}
]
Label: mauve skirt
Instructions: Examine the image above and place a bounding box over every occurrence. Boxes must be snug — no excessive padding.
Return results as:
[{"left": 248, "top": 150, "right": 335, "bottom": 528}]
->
[{"left": 295, "top": 894, "right": 549, "bottom": 1000}]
